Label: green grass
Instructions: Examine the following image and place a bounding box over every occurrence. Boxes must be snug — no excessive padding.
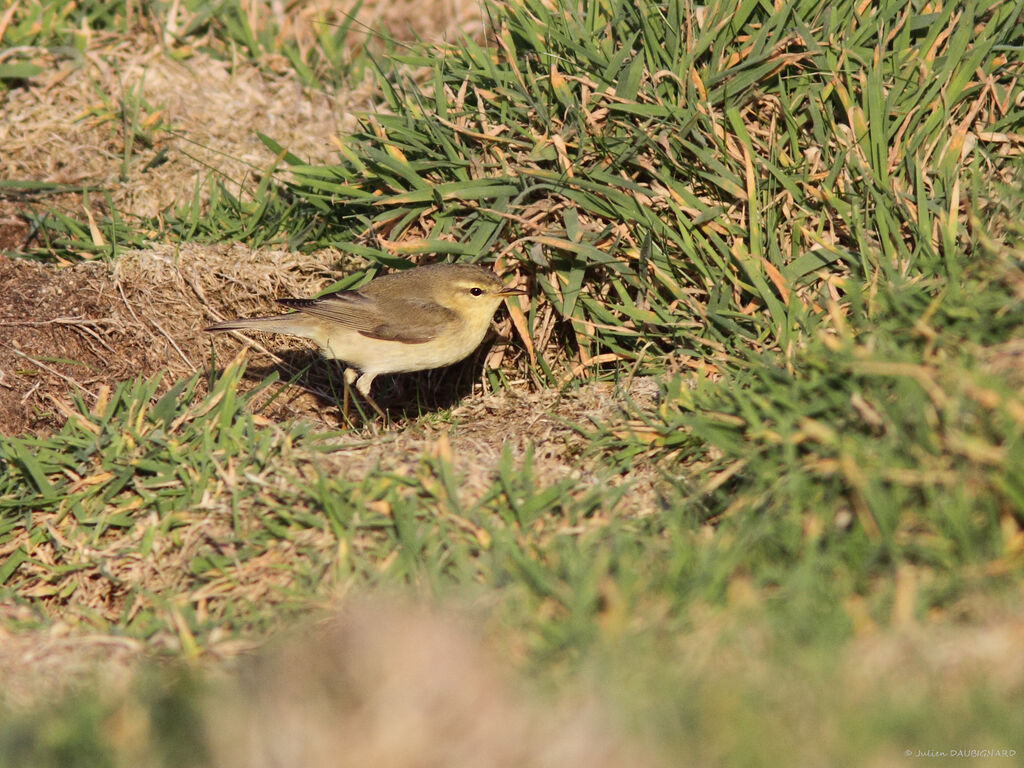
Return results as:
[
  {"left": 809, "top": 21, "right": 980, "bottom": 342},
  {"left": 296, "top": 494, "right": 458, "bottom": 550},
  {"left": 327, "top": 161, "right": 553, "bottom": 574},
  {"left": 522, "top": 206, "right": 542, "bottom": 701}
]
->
[
  {"left": 2, "top": 0, "right": 1024, "bottom": 764},
  {"left": 0, "top": 360, "right": 637, "bottom": 651}
]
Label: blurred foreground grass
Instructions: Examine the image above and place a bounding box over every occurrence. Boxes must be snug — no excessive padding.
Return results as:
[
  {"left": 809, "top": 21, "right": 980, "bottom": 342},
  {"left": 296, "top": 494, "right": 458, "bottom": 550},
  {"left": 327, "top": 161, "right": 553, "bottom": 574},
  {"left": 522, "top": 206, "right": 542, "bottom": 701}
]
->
[{"left": 2, "top": 0, "right": 1023, "bottom": 764}]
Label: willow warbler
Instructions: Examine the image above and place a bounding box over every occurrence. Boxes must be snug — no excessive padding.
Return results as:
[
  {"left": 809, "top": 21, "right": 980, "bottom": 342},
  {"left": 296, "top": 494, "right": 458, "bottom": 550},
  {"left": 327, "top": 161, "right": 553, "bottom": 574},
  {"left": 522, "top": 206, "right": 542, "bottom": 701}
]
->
[{"left": 205, "top": 263, "right": 525, "bottom": 404}]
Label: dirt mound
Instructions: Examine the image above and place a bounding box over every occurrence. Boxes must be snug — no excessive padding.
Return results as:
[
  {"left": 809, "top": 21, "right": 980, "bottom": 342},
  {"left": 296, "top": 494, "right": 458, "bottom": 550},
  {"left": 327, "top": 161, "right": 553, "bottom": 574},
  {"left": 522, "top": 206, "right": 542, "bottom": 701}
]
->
[{"left": 0, "top": 256, "right": 169, "bottom": 434}]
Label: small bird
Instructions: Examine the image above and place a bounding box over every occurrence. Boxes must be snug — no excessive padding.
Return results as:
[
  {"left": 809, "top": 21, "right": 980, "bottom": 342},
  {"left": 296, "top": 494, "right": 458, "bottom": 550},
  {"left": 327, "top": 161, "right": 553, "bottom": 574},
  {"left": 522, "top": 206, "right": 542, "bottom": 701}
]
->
[{"left": 205, "top": 262, "right": 525, "bottom": 412}]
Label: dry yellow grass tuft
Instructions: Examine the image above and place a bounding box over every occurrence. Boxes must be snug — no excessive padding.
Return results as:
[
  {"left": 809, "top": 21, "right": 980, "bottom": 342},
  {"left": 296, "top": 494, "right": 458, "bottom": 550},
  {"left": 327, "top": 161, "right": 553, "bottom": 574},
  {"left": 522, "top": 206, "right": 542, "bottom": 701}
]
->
[
  {"left": 203, "top": 600, "right": 663, "bottom": 768},
  {"left": 0, "top": 48, "right": 352, "bottom": 222}
]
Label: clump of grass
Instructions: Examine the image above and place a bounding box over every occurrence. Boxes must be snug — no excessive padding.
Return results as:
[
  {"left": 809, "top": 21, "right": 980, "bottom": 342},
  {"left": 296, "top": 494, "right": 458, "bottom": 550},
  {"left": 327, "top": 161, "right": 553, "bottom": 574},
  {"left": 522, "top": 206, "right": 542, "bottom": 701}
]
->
[
  {"left": 274, "top": 0, "right": 1024, "bottom": 381},
  {"left": 267, "top": 0, "right": 1024, "bottom": 630},
  {"left": 0, "top": 359, "right": 639, "bottom": 653},
  {"left": 582, "top": 180, "right": 1024, "bottom": 628},
  {"left": 0, "top": 362, "right": 343, "bottom": 646}
]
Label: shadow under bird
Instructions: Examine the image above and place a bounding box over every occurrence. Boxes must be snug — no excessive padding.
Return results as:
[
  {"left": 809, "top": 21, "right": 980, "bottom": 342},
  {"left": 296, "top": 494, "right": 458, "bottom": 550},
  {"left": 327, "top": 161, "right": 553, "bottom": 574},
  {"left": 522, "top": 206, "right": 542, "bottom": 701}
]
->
[{"left": 205, "top": 262, "right": 525, "bottom": 408}]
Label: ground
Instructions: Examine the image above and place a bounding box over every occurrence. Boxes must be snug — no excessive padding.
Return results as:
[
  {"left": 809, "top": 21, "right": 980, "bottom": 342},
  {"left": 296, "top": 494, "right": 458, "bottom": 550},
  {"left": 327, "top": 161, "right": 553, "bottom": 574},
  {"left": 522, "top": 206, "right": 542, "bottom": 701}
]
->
[{"left": 2, "top": 1, "right": 1023, "bottom": 764}]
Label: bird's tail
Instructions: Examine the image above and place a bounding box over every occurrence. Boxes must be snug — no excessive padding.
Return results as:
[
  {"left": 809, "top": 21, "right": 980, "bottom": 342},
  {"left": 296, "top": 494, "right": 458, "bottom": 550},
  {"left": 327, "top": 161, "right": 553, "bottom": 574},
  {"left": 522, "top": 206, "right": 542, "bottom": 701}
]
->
[{"left": 204, "top": 313, "right": 315, "bottom": 336}]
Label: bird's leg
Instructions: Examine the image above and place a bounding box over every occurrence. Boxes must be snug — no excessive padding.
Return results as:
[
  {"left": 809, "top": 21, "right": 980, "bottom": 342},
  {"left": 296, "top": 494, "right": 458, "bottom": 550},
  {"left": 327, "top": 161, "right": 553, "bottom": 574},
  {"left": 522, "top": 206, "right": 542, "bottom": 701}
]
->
[
  {"left": 340, "top": 366, "right": 358, "bottom": 423},
  {"left": 354, "top": 373, "right": 387, "bottom": 421}
]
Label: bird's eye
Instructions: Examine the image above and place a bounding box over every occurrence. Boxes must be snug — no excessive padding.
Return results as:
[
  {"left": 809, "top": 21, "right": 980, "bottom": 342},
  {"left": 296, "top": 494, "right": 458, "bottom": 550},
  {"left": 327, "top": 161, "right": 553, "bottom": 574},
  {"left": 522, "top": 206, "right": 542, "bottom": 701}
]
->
[{"left": 469, "top": 287, "right": 484, "bottom": 296}]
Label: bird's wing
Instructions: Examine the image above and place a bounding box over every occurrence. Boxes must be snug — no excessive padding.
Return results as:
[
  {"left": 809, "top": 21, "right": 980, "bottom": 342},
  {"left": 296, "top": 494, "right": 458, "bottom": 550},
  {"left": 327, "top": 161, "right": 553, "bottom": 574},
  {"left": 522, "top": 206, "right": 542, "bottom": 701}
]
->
[{"left": 276, "top": 292, "right": 457, "bottom": 344}]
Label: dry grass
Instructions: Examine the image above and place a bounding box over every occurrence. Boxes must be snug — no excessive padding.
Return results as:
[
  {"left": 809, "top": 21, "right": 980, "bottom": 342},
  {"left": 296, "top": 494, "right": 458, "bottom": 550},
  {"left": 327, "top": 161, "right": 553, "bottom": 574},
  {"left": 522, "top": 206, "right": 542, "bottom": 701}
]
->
[
  {"left": 0, "top": 0, "right": 485, "bottom": 226},
  {"left": 0, "top": 46, "right": 349, "bottom": 222},
  {"left": 203, "top": 600, "right": 663, "bottom": 768},
  {"left": 0, "top": 624, "right": 144, "bottom": 711},
  {"left": 217, "top": 0, "right": 488, "bottom": 54}
]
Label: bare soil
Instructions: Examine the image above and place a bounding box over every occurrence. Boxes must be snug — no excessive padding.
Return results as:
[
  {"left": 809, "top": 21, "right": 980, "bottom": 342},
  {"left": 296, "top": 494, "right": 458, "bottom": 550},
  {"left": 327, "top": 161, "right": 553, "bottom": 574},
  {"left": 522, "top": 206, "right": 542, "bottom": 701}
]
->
[{"left": 0, "top": 256, "right": 161, "bottom": 434}]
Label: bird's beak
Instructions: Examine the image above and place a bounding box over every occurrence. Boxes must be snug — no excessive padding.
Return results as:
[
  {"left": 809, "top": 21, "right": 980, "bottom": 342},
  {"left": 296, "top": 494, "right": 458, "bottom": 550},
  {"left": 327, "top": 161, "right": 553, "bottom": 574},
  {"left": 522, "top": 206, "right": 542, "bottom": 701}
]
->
[{"left": 496, "top": 286, "right": 528, "bottom": 297}]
